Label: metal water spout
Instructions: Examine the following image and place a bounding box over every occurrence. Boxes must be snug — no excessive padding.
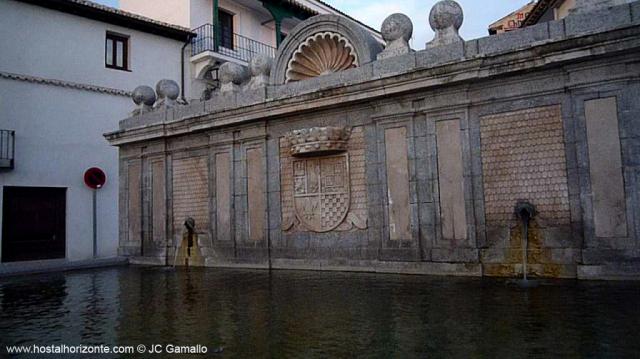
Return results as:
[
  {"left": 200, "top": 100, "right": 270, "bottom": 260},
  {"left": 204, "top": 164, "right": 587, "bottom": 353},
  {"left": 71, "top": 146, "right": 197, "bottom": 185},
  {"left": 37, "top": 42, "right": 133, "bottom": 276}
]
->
[{"left": 515, "top": 202, "right": 536, "bottom": 281}]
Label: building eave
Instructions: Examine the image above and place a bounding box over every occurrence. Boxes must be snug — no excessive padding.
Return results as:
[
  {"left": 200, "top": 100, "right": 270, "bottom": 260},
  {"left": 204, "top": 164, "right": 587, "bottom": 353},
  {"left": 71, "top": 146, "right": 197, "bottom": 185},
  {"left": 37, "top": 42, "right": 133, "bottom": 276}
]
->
[
  {"left": 263, "top": 0, "right": 381, "bottom": 36},
  {"left": 14, "top": 0, "right": 195, "bottom": 42},
  {"left": 489, "top": 1, "right": 536, "bottom": 28},
  {"left": 522, "top": 0, "right": 561, "bottom": 27}
]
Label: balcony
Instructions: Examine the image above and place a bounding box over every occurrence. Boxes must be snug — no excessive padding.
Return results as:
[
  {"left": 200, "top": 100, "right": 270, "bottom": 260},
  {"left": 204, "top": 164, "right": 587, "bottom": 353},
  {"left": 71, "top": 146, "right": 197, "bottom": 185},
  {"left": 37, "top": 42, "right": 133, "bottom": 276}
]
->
[
  {"left": 0, "top": 130, "right": 15, "bottom": 169},
  {"left": 191, "top": 23, "right": 277, "bottom": 64}
]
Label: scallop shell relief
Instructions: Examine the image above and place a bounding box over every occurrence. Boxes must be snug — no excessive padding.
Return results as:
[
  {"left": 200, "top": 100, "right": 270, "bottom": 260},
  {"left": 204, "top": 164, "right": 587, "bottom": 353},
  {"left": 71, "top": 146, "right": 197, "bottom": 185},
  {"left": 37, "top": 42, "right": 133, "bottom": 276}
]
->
[{"left": 285, "top": 32, "right": 359, "bottom": 83}]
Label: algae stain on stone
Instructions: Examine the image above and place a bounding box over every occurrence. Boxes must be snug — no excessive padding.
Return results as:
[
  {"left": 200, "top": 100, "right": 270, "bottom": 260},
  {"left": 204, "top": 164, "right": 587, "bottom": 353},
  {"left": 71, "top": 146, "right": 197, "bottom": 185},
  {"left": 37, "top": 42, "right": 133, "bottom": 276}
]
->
[{"left": 492, "top": 220, "right": 545, "bottom": 277}]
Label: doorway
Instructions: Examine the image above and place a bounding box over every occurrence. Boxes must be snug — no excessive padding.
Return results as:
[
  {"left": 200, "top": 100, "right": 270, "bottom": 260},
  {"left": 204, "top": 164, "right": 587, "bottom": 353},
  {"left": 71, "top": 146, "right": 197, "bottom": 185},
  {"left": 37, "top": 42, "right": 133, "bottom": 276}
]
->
[{"left": 2, "top": 187, "right": 66, "bottom": 262}]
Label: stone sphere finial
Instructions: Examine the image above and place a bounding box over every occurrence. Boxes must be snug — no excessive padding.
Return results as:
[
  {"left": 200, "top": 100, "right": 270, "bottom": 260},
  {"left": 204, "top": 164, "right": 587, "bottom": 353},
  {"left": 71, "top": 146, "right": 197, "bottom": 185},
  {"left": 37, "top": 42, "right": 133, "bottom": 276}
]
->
[
  {"left": 378, "top": 13, "right": 414, "bottom": 60},
  {"left": 219, "top": 62, "right": 249, "bottom": 93},
  {"left": 250, "top": 54, "right": 273, "bottom": 77},
  {"left": 429, "top": 0, "right": 463, "bottom": 31},
  {"left": 427, "top": 0, "right": 464, "bottom": 48},
  {"left": 155, "top": 79, "right": 180, "bottom": 100},
  {"left": 219, "top": 62, "right": 248, "bottom": 85},
  {"left": 381, "top": 13, "right": 413, "bottom": 43},
  {"left": 132, "top": 85, "right": 156, "bottom": 107},
  {"left": 248, "top": 55, "right": 273, "bottom": 90}
]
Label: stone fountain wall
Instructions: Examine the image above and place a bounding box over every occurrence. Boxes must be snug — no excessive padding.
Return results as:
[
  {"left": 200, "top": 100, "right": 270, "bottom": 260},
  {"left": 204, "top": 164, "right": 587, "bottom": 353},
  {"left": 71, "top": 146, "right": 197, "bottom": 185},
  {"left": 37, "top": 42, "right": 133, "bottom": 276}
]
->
[{"left": 107, "top": 1, "right": 640, "bottom": 280}]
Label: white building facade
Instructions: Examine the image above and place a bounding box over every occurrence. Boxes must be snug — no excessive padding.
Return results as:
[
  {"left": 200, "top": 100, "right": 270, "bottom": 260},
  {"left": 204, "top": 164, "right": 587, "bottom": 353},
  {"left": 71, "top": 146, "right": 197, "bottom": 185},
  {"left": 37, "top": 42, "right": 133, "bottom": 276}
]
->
[{"left": 0, "top": 0, "right": 193, "bottom": 263}]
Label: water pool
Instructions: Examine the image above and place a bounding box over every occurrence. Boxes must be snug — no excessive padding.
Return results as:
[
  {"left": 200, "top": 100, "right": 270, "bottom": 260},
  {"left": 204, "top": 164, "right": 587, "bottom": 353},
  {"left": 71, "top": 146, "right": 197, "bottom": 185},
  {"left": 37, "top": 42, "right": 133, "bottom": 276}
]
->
[{"left": 1, "top": 266, "right": 639, "bottom": 358}]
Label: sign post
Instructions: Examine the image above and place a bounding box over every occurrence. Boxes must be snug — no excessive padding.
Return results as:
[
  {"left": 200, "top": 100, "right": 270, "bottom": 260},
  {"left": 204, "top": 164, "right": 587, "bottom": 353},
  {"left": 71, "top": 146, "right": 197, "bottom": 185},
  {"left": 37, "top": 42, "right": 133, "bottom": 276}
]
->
[
  {"left": 92, "top": 189, "right": 97, "bottom": 258},
  {"left": 84, "top": 167, "right": 106, "bottom": 259}
]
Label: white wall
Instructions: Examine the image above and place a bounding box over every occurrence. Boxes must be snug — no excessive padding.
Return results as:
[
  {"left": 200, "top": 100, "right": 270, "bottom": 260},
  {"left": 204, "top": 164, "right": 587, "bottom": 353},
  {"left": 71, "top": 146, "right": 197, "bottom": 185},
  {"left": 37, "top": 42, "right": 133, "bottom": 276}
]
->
[
  {"left": 186, "top": 0, "right": 279, "bottom": 47},
  {"left": 122, "top": 0, "right": 296, "bottom": 49},
  {"left": 0, "top": 0, "right": 185, "bottom": 262},
  {"left": 119, "top": 0, "right": 376, "bottom": 51},
  {"left": 190, "top": 0, "right": 213, "bottom": 29},
  {"left": 120, "top": 0, "right": 191, "bottom": 28},
  {"left": 218, "top": 0, "right": 278, "bottom": 47},
  {"left": 0, "top": 1, "right": 185, "bottom": 96}
]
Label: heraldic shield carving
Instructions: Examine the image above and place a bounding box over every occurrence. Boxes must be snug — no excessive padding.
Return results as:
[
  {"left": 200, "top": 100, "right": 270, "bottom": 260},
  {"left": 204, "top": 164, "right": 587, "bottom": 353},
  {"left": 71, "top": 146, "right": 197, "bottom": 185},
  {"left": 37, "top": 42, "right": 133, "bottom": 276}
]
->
[
  {"left": 293, "top": 154, "right": 350, "bottom": 232},
  {"left": 282, "top": 126, "right": 369, "bottom": 233}
]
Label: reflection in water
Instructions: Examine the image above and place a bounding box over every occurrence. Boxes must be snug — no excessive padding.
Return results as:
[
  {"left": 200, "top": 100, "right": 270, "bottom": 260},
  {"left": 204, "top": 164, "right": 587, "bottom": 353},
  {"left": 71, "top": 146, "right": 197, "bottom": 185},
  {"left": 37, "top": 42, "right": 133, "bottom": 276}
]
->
[{"left": 1, "top": 267, "right": 639, "bottom": 357}]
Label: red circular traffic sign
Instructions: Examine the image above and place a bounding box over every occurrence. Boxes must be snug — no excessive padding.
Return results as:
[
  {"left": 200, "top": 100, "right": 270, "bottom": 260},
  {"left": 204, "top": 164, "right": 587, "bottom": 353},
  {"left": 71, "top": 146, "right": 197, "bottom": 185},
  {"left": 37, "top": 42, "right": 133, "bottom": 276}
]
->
[{"left": 84, "top": 167, "right": 106, "bottom": 189}]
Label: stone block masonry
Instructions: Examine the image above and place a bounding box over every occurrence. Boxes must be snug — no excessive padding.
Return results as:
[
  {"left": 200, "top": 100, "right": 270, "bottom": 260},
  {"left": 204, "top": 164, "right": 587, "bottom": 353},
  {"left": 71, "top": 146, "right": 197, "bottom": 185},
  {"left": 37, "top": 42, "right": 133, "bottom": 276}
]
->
[
  {"left": 480, "top": 105, "right": 571, "bottom": 226},
  {"left": 107, "top": 1, "right": 640, "bottom": 279},
  {"left": 172, "top": 157, "right": 209, "bottom": 236}
]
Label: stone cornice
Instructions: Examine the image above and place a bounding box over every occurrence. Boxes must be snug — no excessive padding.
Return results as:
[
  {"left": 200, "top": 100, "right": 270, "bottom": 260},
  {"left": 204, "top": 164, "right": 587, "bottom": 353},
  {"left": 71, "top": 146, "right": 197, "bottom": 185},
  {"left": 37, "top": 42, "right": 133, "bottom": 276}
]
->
[
  {"left": 105, "top": 24, "right": 640, "bottom": 146},
  {"left": 0, "top": 71, "right": 132, "bottom": 97}
]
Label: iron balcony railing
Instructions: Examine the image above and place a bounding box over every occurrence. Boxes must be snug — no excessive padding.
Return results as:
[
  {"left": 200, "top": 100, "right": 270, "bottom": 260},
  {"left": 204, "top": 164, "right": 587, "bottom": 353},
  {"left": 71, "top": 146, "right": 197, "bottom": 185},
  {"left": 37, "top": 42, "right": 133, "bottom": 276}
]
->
[
  {"left": 0, "top": 130, "right": 15, "bottom": 169},
  {"left": 191, "top": 23, "right": 276, "bottom": 63}
]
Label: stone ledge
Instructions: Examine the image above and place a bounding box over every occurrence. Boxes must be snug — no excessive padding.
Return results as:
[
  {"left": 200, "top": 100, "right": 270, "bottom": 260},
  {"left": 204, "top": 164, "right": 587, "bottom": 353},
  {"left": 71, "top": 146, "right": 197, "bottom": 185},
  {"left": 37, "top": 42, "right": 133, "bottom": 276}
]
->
[
  {"left": 416, "top": 41, "right": 465, "bottom": 69},
  {"left": 578, "top": 263, "right": 640, "bottom": 280},
  {"left": 111, "top": 3, "right": 640, "bottom": 137},
  {"left": 129, "top": 256, "right": 165, "bottom": 266},
  {"left": 565, "top": 3, "right": 632, "bottom": 37},
  {"left": 483, "top": 263, "right": 578, "bottom": 278},
  {"left": 582, "top": 248, "right": 640, "bottom": 263},
  {"left": 477, "top": 22, "right": 551, "bottom": 55},
  {"left": 0, "top": 257, "right": 128, "bottom": 278},
  {"left": 170, "top": 258, "right": 482, "bottom": 276},
  {"left": 270, "top": 258, "right": 482, "bottom": 276},
  {"left": 432, "top": 248, "right": 479, "bottom": 263}
]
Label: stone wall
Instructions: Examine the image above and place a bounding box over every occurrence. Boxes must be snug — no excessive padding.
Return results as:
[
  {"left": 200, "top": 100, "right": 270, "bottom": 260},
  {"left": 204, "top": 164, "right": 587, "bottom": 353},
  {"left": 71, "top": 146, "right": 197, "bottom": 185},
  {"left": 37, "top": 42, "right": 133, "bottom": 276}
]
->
[
  {"left": 480, "top": 105, "right": 571, "bottom": 226},
  {"left": 108, "top": 2, "right": 640, "bottom": 279}
]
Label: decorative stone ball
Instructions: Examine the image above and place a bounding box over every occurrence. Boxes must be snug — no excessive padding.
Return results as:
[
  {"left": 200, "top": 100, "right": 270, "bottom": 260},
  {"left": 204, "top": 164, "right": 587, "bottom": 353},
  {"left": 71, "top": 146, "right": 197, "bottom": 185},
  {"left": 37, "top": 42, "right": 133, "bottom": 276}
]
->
[
  {"left": 381, "top": 13, "right": 413, "bottom": 42},
  {"left": 250, "top": 54, "right": 273, "bottom": 77},
  {"left": 429, "top": 0, "right": 463, "bottom": 31},
  {"left": 132, "top": 85, "right": 156, "bottom": 106},
  {"left": 219, "top": 62, "right": 248, "bottom": 85},
  {"left": 155, "top": 79, "right": 180, "bottom": 100}
]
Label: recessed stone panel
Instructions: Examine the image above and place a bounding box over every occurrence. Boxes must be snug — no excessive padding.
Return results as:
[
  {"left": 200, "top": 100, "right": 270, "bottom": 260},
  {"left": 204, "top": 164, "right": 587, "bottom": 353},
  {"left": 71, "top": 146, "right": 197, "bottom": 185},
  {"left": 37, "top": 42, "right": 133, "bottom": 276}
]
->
[
  {"left": 128, "top": 162, "right": 141, "bottom": 244},
  {"left": 247, "top": 147, "right": 266, "bottom": 241},
  {"left": 151, "top": 160, "right": 166, "bottom": 244},
  {"left": 585, "top": 97, "right": 628, "bottom": 238},
  {"left": 436, "top": 119, "right": 467, "bottom": 241},
  {"left": 349, "top": 127, "right": 368, "bottom": 229},
  {"left": 385, "top": 127, "right": 411, "bottom": 241},
  {"left": 480, "top": 105, "right": 570, "bottom": 224},
  {"left": 215, "top": 152, "right": 232, "bottom": 241},
  {"left": 172, "top": 156, "right": 209, "bottom": 234}
]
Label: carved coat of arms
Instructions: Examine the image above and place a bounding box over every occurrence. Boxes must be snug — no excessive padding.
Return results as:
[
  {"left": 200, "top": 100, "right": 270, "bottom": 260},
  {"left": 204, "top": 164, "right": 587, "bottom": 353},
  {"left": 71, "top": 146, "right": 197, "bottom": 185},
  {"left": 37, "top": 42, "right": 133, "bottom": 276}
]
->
[
  {"left": 293, "top": 154, "right": 350, "bottom": 232},
  {"left": 282, "top": 126, "right": 367, "bottom": 233}
]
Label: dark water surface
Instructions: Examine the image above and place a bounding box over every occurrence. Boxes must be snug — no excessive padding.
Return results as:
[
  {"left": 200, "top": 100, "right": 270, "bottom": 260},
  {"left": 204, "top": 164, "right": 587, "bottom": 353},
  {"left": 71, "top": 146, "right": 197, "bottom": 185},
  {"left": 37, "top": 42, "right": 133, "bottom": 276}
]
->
[{"left": 1, "top": 266, "right": 639, "bottom": 358}]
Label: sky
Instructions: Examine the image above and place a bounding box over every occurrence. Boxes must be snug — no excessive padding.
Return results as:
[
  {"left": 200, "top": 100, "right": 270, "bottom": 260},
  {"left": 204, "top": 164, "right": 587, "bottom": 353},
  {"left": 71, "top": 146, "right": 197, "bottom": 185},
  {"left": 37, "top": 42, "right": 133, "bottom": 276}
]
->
[
  {"left": 323, "top": 0, "right": 532, "bottom": 46},
  {"left": 95, "top": 0, "right": 532, "bottom": 47}
]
